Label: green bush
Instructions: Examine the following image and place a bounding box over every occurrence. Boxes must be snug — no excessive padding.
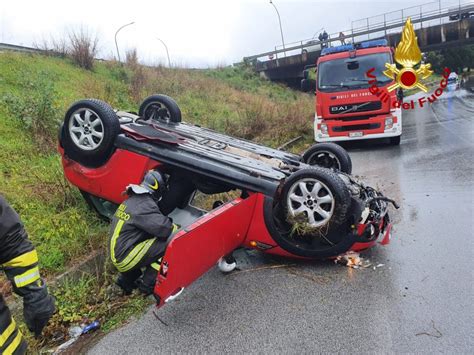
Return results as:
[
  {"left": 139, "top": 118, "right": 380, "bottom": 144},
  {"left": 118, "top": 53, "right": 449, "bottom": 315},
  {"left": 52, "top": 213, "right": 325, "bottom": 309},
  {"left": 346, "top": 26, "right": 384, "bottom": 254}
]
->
[
  {"left": 1, "top": 71, "right": 60, "bottom": 150},
  {"left": 105, "top": 61, "right": 132, "bottom": 83}
]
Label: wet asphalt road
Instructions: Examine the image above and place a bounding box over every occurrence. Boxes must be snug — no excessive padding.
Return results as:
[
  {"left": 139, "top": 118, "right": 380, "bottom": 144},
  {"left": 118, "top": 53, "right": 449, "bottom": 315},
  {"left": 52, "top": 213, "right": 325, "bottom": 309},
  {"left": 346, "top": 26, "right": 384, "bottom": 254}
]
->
[{"left": 89, "top": 90, "right": 473, "bottom": 354}]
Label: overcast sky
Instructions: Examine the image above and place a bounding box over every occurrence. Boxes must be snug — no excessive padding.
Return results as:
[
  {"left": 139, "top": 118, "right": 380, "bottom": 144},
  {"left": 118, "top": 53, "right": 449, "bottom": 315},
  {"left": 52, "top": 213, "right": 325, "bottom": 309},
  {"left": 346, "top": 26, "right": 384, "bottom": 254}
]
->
[{"left": 0, "top": 0, "right": 463, "bottom": 67}]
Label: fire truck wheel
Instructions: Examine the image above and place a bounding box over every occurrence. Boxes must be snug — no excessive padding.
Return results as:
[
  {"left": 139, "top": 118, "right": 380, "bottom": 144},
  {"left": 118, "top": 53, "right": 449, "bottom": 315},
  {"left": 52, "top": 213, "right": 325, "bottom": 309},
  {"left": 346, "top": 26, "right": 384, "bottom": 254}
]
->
[
  {"left": 139, "top": 94, "right": 182, "bottom": 123},
  {"left": 302, "top": 143, "right": 352, "bottom": 174},
  {"left": 389, "top": 136, "right": 401, "bottom": 145},
  {"left": 62, "top": 99, "right": 120, "bottom": 168}
]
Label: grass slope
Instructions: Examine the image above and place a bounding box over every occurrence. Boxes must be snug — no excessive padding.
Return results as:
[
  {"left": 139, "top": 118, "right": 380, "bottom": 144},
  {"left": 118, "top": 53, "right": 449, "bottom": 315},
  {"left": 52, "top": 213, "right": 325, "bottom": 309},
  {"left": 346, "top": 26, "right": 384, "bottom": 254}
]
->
[
  {"left": 0, "top": 52, "right": 314, "bottom": 349},
  {"left": 0, "top": 52, "right": 314, "bottom": 273}
]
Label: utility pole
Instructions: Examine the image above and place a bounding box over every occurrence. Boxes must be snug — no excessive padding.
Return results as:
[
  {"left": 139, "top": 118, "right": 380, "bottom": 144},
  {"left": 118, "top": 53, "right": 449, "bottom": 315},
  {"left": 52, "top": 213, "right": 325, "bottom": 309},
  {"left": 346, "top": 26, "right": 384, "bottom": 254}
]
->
[
  {"left": 269, "top": 0, "right": 286, "bottom": 56},
  {"left": 114, "top": 21, "right": 135, "bottom": 63}
]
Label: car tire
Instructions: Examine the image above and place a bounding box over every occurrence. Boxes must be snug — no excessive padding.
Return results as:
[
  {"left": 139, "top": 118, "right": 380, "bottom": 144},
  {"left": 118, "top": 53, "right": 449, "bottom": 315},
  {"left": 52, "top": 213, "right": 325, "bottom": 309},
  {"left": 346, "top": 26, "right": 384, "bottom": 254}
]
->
[
  {"left": 389, "top": 136, "right": 401, "bottom": 145},
  {"left": 265, "top": 167, "right": 355, "bottom": 258},
  {"left": 58, "top": 123, "right": 65, "bottom": 148},
  {"left": 62, "top": 99, "right": 120, "bottom": 168},
  {"left": 139, "top": 94, "right": 182, "bottom": 123},
  {"left": 302, "top": 143, "right": 352, "bottom": 174},
  {"left": 281, "top": 167, "right": 351, "bottom": 231}
]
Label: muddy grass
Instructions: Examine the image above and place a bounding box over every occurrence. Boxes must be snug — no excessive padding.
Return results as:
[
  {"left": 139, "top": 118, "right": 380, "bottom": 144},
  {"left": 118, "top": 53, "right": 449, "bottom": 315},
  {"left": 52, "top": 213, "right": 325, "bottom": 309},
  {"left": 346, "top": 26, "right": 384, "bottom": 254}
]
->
[{"left": 287, "top": 213, "right": 331, "bottom": 238}]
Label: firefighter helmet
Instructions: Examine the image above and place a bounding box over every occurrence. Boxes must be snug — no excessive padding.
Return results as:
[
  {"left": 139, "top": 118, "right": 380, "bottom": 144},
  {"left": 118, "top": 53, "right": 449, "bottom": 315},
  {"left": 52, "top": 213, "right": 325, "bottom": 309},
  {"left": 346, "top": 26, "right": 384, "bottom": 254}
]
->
[{"left": 140, "top": 170, "right": 166, "bottom": 198}]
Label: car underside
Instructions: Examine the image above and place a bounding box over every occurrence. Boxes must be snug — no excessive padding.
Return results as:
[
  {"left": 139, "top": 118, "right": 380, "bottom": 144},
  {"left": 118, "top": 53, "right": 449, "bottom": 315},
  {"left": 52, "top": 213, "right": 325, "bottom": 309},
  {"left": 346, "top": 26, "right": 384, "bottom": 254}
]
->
[{"left": 58, "top": 94, "right": 398, "bottom": 306}]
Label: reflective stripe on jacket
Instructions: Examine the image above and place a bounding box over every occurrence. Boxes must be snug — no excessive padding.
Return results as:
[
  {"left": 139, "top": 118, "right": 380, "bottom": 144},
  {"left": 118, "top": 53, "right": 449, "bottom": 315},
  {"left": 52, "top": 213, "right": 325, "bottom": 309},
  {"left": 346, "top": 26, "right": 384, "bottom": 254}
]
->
[
  {"left": 0, "top": 295, "right": 27, "bottom": 354},
  {"left": 109, "top": 193, "right": 173, "bottom": 273},
  {"left": 0, "top": 195, "right": 38, "bottom": 354}
]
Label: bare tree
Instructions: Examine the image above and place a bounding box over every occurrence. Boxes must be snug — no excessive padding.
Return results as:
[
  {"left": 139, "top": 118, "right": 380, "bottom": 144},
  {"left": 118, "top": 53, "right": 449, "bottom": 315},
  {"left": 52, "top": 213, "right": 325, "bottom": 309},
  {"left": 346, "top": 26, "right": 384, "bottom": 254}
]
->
[
  {"left": 68, "top": 27, "right": 99, "bottom": 70},
  {"left": 50, "top": 36, "right": 68, "bottom": 57},
  {"left": 33, "top": 35, "right": 68, "bottom": 57},
  {"left": 125, "top": 48, "right": 139, "bottom": 67},
  {"left": 32, "top": 37, "right": 50, "bottom": 52}
]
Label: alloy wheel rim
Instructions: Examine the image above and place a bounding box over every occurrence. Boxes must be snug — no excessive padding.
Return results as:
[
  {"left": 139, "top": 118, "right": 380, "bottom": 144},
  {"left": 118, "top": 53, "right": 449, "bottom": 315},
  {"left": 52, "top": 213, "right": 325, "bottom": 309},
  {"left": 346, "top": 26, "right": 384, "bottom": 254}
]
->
[
  {"left": 287, "top": 178, "right": 335, "bottom": 227},
  {"left": 68, "top": 108, "right": 104, "bottom": 151}
]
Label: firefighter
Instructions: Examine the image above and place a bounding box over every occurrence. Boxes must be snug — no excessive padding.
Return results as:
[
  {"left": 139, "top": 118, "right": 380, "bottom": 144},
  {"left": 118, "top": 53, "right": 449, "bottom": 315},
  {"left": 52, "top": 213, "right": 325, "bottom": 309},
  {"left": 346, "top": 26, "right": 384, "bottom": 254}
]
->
[
  {"left": 339, "top": 31, "right": 346, "bottom": 45},
  {"left": 322, "top": 30, "right": 329, "bottom": 47},
  {"left": 109, "top": 170, "right": 176, "bottom": 296},
  {"left": 318, "top": 32, "right": 324, "bottom": 43},
  {"left": 0, "top": 195, "right": 55, "bottom": 354}
]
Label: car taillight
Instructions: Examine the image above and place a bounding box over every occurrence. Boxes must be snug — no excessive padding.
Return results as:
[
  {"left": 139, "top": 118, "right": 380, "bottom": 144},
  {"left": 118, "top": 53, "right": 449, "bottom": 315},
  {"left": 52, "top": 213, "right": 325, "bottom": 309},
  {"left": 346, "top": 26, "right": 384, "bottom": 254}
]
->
[{"left": 384, "top": 117, "right": 393, "bottom": 130}]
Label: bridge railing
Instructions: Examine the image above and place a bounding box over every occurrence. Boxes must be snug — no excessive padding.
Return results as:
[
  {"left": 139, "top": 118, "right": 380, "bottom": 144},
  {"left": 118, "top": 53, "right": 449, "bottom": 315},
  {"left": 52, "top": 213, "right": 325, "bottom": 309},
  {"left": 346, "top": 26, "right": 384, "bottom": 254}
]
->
[
  {"left": 349, "top": 0, "right": 469, "bottom": 39},
  {"left": 244, "top": 0, "right": 474, "bottom": 63}
]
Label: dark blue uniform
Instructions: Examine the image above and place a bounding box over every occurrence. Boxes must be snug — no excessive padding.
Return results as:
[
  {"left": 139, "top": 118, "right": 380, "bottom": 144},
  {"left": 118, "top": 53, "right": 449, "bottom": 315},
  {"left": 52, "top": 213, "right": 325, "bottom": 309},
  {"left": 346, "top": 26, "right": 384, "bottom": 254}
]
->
[
  {"left": 109, "top": 190, "right": 174, "bottom": 294},
  {"left": 0, "top": 195, "right": 55, "bottom": 354}
]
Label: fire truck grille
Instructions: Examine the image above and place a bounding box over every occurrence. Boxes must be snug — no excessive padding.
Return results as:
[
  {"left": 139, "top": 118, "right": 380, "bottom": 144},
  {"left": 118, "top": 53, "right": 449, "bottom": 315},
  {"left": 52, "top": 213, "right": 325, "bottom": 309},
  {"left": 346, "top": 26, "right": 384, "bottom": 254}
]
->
[
  {"left": 329, "top": 101, "right": 382, "bottom": 114},
  {"left": 332, "top": 123, "right": 381, "bottom": 132},
  {"left": 338, "top": 115, "right": 374, "bottom": 121}
]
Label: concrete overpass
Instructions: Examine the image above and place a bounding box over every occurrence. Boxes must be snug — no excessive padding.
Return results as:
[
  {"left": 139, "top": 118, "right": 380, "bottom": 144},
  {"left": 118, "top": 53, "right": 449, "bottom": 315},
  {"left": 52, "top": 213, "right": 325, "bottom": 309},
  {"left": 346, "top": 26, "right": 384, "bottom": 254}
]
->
[{"left": 244, "top": 2, "right": 474, "bottom": 84}]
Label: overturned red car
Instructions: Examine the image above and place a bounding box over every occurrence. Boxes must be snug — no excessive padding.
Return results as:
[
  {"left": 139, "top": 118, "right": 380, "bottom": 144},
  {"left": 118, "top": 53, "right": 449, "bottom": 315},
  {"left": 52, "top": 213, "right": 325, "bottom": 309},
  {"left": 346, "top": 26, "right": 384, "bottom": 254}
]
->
[{"left": 58, "top": 94, "right": 398, "bottom": 307}]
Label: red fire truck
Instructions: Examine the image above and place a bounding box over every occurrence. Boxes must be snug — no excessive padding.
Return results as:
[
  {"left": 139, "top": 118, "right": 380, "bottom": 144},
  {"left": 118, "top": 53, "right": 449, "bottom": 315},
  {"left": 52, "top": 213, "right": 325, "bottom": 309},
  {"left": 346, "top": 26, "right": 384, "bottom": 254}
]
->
[{"left": 302, "top": 39, "right": 402, "bottom": 145}]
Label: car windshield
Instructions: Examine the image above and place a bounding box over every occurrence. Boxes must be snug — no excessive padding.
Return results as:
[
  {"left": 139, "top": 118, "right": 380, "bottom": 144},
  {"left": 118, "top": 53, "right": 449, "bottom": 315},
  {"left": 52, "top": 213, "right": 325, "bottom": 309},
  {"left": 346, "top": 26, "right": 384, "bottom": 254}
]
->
[{"left": 318, "top": 52, "right": 392, "bottom": 92}]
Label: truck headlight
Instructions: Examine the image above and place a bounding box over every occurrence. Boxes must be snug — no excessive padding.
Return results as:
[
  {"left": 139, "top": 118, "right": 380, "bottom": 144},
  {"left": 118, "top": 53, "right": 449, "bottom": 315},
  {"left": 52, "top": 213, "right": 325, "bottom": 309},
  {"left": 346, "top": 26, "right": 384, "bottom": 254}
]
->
[
  {"left": 385, "top": 117, "right": 393, "bottom": 130},
  {"left": 320, "top": 124, "right": 328, "bottom": 134}
]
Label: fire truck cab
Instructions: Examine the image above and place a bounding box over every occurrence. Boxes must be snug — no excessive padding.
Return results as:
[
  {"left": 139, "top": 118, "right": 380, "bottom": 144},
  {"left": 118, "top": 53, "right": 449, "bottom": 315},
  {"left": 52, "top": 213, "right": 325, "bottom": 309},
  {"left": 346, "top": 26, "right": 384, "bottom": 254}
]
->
[{"left": 302, "top": 39, "right": 402, "bottom": 145}]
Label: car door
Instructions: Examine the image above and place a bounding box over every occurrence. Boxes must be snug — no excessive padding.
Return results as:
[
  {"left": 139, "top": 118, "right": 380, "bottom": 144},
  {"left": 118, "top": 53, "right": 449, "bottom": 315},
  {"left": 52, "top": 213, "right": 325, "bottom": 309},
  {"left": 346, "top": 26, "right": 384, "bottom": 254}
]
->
[{"left": 154, "top": 194, "right": 259, "bottom": 307}]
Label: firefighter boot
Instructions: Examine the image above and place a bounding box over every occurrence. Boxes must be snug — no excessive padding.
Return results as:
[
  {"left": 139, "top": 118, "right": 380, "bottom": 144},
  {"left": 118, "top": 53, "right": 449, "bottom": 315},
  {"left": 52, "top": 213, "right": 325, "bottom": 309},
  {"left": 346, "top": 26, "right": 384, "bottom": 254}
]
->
[
  {"left": 116, "top": 269, "right": 142, "bottom": 295},
  {"left": 137, "top": 265, "right": 159, "bottom": 296}
]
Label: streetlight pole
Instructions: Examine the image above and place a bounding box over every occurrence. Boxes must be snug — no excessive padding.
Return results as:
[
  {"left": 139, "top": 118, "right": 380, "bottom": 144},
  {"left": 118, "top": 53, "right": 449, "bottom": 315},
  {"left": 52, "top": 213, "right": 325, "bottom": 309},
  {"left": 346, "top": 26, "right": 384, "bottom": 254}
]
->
[
  {"left": 312, "top": 27, "right": 325, "bottom": 39},
  {"left": 156, "top": 37, "right": 171, "bottom": 67},
  {"left": 114, "top": 21, "right": 135, "bottom": 63},
  {"left": 269, "top": 0, "right": 286, "bottom": 56}
]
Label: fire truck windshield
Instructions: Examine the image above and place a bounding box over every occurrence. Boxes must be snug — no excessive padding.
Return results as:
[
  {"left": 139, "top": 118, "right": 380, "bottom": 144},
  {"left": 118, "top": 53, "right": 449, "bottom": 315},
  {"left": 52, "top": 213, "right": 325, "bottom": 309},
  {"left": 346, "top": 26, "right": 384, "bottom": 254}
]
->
[{"left": 318, "top": 52, "right": 392, "bottom": 92}]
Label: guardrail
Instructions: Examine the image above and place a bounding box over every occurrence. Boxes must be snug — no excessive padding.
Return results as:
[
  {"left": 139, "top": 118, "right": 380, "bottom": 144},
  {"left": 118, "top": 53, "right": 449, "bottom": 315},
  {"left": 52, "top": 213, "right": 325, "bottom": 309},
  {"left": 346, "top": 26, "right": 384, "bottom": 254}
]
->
[
  {"left": 0, "top": 42, "right": 108, "bottom": 61},
  {"left": 244, "top": 0, "right": 474, "bottom": 63},
  {"left": 0, "top": 42, "right": 44, "bottom": 54}
]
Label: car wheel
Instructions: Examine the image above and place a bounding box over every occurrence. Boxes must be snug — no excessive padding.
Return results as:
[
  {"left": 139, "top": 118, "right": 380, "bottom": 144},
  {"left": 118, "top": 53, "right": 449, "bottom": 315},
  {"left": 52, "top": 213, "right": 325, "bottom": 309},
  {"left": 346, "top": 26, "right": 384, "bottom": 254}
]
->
[
  {"left": 264, "top": 167, "right": 356, "bottom": 258},
  {"left": 281, "top": 167, "right": 351, "bottom": 231},
  {"left": 139, "top": 94, "right": 182, "bottom": 123},
  {"left": 302, "top": 143, "right": 352, "bottom": 174},
  {"left": 62, "top": 99, "right": 120, "bottom": 168},
  {"left": 58, "top": 122, "right": 65, "bottom": 148},
  {"left": 389, "top": 136, "right": 401, "bottom": 145}
]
